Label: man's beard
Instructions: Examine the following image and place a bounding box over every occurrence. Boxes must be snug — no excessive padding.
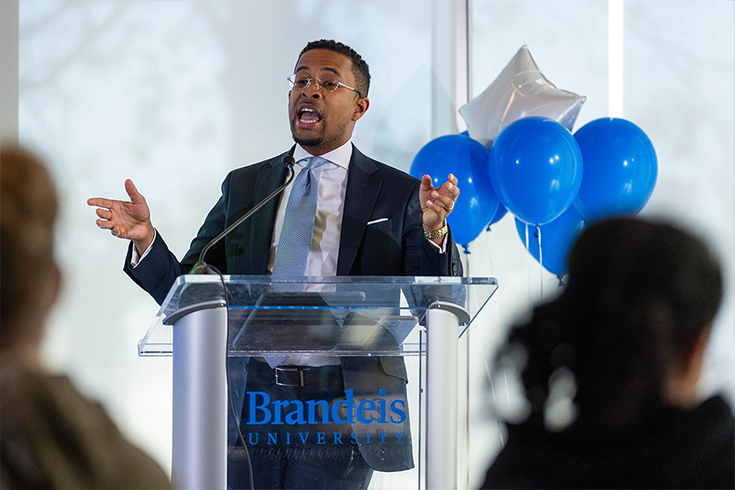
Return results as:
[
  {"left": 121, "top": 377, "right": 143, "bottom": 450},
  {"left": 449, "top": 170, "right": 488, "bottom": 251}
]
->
[{"left": 291, "top": 132, "right": 323, "bottom": 148}]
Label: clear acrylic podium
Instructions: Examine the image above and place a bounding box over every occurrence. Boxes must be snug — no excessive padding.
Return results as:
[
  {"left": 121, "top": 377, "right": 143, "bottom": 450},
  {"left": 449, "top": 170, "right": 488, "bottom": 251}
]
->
[{"left": 138, "top": 275, "right": 497, "bottom": 490}]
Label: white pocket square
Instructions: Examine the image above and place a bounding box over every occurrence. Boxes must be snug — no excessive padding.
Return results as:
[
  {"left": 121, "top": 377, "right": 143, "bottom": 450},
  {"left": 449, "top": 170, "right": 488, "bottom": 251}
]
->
[{"left": 367, "top": 218, "right": 389, "bottom": 226}]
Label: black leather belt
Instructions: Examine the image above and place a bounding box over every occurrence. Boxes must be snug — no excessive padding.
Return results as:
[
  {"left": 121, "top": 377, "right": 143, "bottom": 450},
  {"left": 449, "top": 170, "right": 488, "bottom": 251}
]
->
[{"left": 273, "top": 365, "right": 342, "bottom": 387}]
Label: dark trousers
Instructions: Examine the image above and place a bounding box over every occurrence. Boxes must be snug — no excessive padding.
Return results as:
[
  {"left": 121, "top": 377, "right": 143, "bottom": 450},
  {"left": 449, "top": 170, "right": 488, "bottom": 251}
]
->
[{"left": 228, "top": 360, "right": 373, "bottom": 490}]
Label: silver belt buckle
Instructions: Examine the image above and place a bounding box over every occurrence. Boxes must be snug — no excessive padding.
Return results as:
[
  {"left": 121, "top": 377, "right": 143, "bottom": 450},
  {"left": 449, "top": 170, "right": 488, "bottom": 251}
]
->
[{"left": 275, "top": 367, "right": 305, "bottom": 387}]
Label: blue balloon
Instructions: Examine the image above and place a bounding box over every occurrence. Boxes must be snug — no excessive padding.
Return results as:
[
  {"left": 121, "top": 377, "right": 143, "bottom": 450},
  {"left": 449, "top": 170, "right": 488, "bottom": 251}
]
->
[
  {"left": 515, "top": 206, "right": 586, "bottom": 277},
  {"left": 489, "top": 117, "right": 583, "bottom": 225},
  {"left": 410, "top": 135, "right": 499, "bottom": 246},
  {"left": 573, "top": 118, "right": 657, "bottom": 223}
]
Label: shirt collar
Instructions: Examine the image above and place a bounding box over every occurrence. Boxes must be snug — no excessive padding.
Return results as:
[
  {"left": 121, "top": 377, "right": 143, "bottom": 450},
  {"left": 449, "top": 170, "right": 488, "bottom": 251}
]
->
[{"left": 293, "top": 140, "right": 352, "bottom": 170}]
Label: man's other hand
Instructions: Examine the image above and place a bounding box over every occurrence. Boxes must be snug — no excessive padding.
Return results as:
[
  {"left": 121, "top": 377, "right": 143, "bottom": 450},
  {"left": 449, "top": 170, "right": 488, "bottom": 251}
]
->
[
  {"left": 420, "top": 173, "right": 460, "bottom": 241},
  {"left": 87, "top": 179, "right": 155, "bottom": 255}
]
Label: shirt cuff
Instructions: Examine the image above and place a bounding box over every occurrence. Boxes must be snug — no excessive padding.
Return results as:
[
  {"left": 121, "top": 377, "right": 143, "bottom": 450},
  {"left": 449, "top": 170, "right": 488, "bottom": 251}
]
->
[
  {"left": 130, "top": 230, "right": 157, "bottom": 268},
  {"left": 427, "top": 235, "right": 447, "bottom": 254}
]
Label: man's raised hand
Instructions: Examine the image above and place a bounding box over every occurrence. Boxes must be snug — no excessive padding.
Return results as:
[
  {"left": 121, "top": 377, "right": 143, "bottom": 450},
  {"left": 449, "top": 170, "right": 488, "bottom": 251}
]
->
[
  {"left": 420, "top": 173, "right": 460, "bottom": 233},
  {"left": 87, "top": 179, "right": 155, "bottom": 254}
]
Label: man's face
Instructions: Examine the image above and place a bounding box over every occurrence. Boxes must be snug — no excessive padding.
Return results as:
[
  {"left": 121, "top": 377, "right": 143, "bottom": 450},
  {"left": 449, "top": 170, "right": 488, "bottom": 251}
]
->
[{"left": 288, "top": 49, "right": 369, "bottom": 156}]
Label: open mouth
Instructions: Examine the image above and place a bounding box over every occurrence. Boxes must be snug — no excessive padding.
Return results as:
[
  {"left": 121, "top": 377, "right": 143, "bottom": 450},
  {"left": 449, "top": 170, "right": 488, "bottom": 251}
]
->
[{"left": 297, "top": 104, "right": 323, "bottom": 128}]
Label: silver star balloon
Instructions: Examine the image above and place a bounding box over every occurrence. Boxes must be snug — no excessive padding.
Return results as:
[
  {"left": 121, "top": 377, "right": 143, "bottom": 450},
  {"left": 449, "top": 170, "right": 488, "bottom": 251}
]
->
[{"left": 460, "top": 45, "right": 586, "bottom": 149}]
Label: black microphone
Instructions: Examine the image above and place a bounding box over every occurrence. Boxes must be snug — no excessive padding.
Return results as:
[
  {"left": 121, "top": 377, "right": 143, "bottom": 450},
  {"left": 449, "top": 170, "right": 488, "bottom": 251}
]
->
[{"left": 190, "top": 155, "right": 296, "bottom": 274}]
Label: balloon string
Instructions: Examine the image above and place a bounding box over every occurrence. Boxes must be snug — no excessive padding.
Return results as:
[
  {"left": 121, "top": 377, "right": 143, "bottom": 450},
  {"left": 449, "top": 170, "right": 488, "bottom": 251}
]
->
[
  {"left": 482, "top": 238, "right": 506, "bottom": 447},
  {"left": 537, "top": 225, "right": 543, "bottom": 298}
]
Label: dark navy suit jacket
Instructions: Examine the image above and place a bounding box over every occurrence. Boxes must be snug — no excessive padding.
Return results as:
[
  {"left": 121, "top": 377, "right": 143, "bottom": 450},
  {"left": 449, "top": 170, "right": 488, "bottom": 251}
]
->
[{"left": 124, "top": 145, "right": 463, "bottom": 471}]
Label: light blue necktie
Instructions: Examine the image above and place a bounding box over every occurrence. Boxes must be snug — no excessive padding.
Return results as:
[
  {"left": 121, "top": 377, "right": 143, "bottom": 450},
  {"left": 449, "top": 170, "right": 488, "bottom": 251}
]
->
[{"left": 266, "top": 156, "right": 327, "bottom": 368}]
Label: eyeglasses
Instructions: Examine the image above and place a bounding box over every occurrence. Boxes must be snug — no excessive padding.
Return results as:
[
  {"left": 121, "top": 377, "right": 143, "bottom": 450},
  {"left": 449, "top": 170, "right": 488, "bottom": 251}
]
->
[{"left": 287, "top": 74, "right": 362, "bottom": 98}]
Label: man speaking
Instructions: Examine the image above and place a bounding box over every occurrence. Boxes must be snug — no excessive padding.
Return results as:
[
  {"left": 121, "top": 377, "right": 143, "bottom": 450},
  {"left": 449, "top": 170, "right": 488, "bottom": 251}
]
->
[{"left": 89, "top": 39, "right": 462, "bottom": 489}]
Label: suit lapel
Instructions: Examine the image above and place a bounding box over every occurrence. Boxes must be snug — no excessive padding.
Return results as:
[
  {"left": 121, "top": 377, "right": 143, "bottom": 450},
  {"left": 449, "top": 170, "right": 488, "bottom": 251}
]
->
[
  {"left": 248, "top": 152, "right": 292, "bottom": 274},
  {"left": 337, "top": 146, "right": 382, "bottom": 275}
]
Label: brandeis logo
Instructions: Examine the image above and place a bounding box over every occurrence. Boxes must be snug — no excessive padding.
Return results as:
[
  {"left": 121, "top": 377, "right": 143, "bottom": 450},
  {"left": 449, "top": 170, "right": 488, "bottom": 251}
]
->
[{"left": 244, "top": 388, "right": 408, "bottom": 446}]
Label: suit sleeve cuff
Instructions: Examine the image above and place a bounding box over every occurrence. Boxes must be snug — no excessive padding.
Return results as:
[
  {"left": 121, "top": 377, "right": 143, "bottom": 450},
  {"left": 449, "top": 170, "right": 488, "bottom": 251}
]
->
[
  {"left": 130, "top": 230, "right": 157, "bottom": 268},
  {"left": 426, "top": 235, "right": 447, "bottom": 254}
]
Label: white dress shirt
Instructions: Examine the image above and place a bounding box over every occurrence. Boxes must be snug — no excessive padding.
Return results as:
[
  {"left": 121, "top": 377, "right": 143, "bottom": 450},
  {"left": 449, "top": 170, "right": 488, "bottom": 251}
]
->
[{"left": 266, "top": 142, "right": 352, "bottom": 276}]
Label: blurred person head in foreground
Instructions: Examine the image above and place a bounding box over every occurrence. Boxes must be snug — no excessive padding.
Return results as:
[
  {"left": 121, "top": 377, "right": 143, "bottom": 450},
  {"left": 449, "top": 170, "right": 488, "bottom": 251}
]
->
[
  {"left": 482, "top": 216, "right": 734, "bottom": 489},
  {"left": 0, "top": 144, "right": 172, "bottom": 489}
]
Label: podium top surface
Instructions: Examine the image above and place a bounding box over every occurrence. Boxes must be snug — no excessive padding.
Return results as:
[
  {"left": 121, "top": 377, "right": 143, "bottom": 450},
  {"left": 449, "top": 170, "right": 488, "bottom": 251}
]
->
[{"left": 138, "top": 275, "right": 497, "bottom": 356}]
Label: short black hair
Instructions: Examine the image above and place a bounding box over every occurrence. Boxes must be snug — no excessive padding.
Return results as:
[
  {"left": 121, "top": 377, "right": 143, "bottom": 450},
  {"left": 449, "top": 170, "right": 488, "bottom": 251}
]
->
[{"left": 297, "top": 39, "right": 370, "bottom": 97}]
